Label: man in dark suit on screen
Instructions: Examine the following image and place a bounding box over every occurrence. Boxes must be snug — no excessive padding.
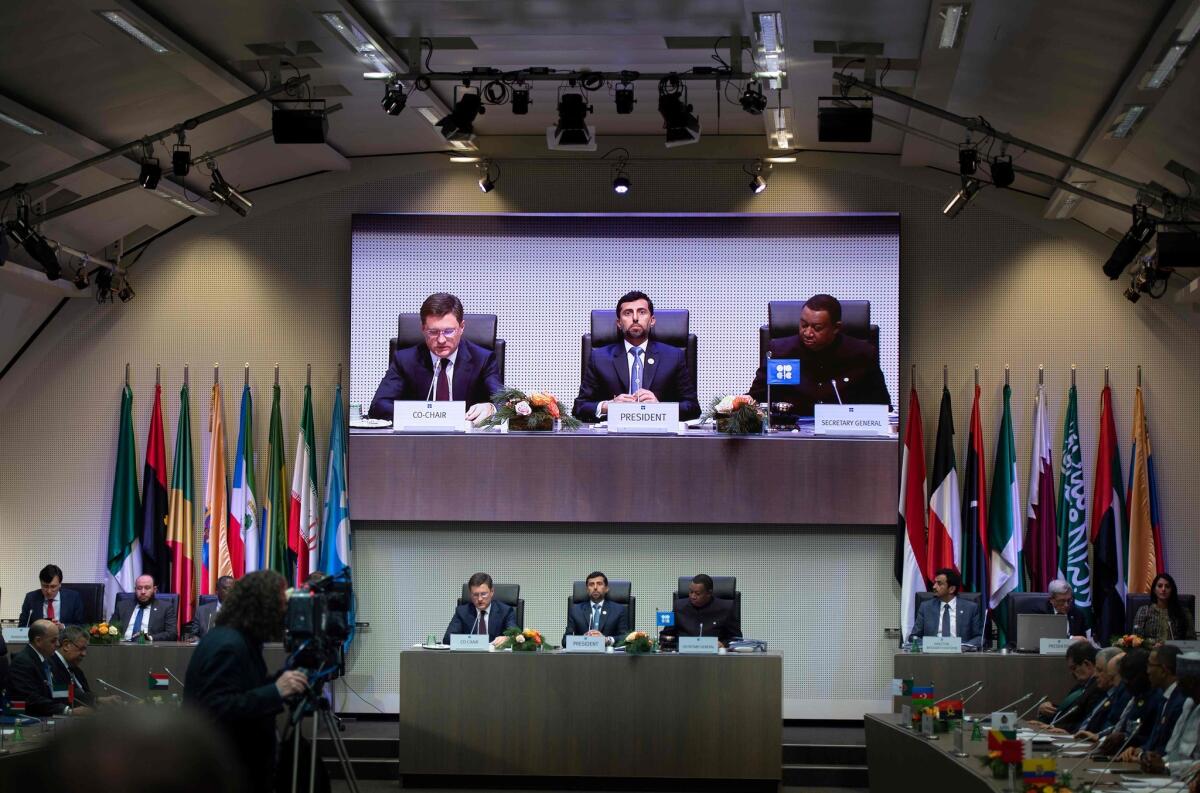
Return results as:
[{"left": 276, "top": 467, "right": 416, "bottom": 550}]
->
[
  {"left": 367, "top": 292, "right": 503, "bottom": 424},
  {"left": 110, "top": 574, "right": 177, "bottom": 642},
  {"left": 748, "top": 293, "right": 890, "bottom": 418},
  {"left": 18, "top": 564, "right": 85, "bottom": 627},
  {"left": 443, "top": 572, "right": 517, "bottom": 646},
  {"left": 573, "top": 290, "right": 700, "bottom": 422},
  {"left": 673, "top": 574, "right": 741, "bottom": 648},
  {"left": 909, "top": 568, "right": 984, "bottom": 649},
  {"left": 564, "top": 571, "right": 630, "bottom": 646}
]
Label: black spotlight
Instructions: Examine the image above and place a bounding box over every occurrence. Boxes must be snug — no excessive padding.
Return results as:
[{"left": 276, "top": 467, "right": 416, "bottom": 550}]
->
[
  {"left": 958, "top": 146, "right": 978, "bottom": 176},
  {"left": 547, "top": 89, "right": 595, "bottom": 150},
  {"left": 209, "top": 166, "right": 253, "bottom": 217},
  {"left": 511, "top": 83, "right": 530, "bottom": 115},
  {"left": 746, "top": 160, "right": 770, "bottom": 194},
  {"left": 614, "top": 81, "right": 636, "bottom": 114},
  {"left": 26, "top": 234, "right": 61, "bottom": 280},
  {"left": 476, "top": 160, "right": 497, "bottom": 193},
  {"left": 139, "top": 157, "right": 162, "bottom": 189},
  {"left": 118, "top": 275, "right": 135, "bottom": 303},
  {"left": 381, "top": 81, "right": 407, "bottom": 116},
  {"left": 72, "top": 265, "right": 89, "bottom": 290},
  {"left": 739, "top": 81, "right": 768, "bottom": 115},
  {"left": 658, "top": 77, "right": 701, "bottom": 147},
  {"left": 612, "top": 173, "right": 631, "bottom": 194},
  {"left": 990, "top": 155, "right": 1015, "bottom": 188},
  {"left": 943, "top": 177, "right": 982, "bottom": 219},
  {"left": 95, "top": 267, "right": 114, "bottom": 300},
  {"left": 172, "top": 144, "right": 191, "bottom": 177},
  {"left": 1103, "top": 205, "right": 1157, "bottom": 280},
  {"left": 436, "top": 84, "right": 484, "bottom": 142}
]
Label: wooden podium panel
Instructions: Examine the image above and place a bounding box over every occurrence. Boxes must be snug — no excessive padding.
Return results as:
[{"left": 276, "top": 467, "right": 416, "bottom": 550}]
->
[{"left": 893, "top": 652, "right": 1067, "bottom": 714}]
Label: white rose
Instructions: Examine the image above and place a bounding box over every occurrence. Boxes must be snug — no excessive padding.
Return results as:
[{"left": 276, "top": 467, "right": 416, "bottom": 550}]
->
[
  {"left": 515, "top": 401, "right": 532, "bottom": 416},
  {"left": 715, "top": 396, "right": 736, "bottom": 414},
  {"left": 515, "top": 634, "right": 525, "bottom": 643}
]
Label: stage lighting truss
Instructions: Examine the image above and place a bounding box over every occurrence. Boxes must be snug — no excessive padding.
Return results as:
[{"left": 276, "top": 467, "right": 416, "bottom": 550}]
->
[{"left": 547, "top": 86, "right": 596, "bottom": 151}]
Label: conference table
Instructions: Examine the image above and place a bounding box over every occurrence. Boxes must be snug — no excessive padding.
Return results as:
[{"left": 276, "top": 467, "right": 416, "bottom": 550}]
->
[
  {"left": 893, "top": 651, "right": 1068, "bottom": 714},
  {"left": 349, "top": 426, "right": 897, "bottom": 525},
  {"left": 398, "top": 648, "right": 782, "bottom": 789}
]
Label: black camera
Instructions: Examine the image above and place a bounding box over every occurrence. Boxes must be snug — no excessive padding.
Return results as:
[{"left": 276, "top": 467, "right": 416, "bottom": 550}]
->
[{"left": 284, "top": 573, "right": 353, "bottom": 676}]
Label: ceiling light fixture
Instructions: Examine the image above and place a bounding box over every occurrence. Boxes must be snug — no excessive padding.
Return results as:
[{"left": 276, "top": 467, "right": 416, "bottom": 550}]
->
[
  {"left": 614, "top": 79, "right": 636, "bottom": 114},
  {"left": 766, "top": 155, "right": 797, "bottom": 163},
  {"left": 746, "top": 160, "right": 771, "bottom": 194},
  {"left": 754, "top": 12, "right": 786, "bottom": 90},
  {"left": 658, "top": 76, "right": 701, "bottom": 147},
  {"left": 172, "top": 135, "right": 191, "bottom": 176},
  {"left": 436, "top": 83, "right": 484, "bottom": 143},
  {"left": 139, "top": 149, "right": 162, "bottom": 189},
  {"left": 0, "top": 110, "right": 44, "bottom": 136},
  {"left": 1109, "top": 104, "right": 1147, "bottom": 139},
  {"left": 990, "top": 154, "right": 1014, "bottom": 188},
  {"left": 381, "top": 80, "right": 407, "bottom": 115},
  {"left": 476, "top": 160, "right": 498, "bottom": 193},
  {"left": 1103, "top": 204, "right": 1157, "bottom": 279},
  {"left": 449, "top": 155, "right": 480, "bottom": 163},
  {"left": 958, "top": 144, "right": 978, "bottom": 176},
  {"left": 97, "top": 11, "right": 170, "bottom": 53},
  {"left": 740, "top": 81, "right": 769, "bottom": 115},
  {"left": 511, "top": 82, "right": 531, "bottom": 115},
  {"left": 938, "top": 5, "right": 967, "bottom": 49},
  {"left": 547, "top": 86, "right": 595, "bottom": 151},
  {"left": 943, "top": 177, "right": 982, "bottom": 218},
  {"left": 318, "top": 11, "right": 394, "bottom": 77},
  {"left": 1146, "top": 43, "right": 1187, "bottom": 89},
  {"left": 208, "top": 165, "right": 253, "bottom": 217}
]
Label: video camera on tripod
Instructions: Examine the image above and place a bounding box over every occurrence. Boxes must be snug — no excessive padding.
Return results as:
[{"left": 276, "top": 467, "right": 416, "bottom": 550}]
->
[{"left": 284, "top": 569, "right": 353, "bottom": 678}]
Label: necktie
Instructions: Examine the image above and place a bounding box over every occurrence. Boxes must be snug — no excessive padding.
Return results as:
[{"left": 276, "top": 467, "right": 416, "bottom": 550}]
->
[
  {"left": 630, "top": 347, "right": 643, "bottom": 394},
  {"left": 43, "top": 660, "right": 54, "bottom": 690},
  {"left": 941, "top": 603, "right": 951, "bottom": 637},
  {"left": 131, "top": 605, "right": 145, "bottom": 636},
  {"left": 436, "top": 358, "right": 450, "bottom": 400},
  {"left": 591, "top": 604, "right": 602, "bottom": 631},
  {"left": 47, "top": 599, "right": 55, "bottom": 621},
  {"left": 478, "top": 609, "right": 488, "bottom": 637}
]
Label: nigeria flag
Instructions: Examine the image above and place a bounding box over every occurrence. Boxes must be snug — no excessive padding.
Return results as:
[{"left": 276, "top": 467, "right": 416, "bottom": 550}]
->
[{"left": 1056, "top": 384, "right": 1091, "bottom": 621}]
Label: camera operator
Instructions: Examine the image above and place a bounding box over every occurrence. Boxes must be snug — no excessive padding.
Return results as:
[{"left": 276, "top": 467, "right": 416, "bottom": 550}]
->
[{"left": 185, "top": 570, "right": 308, "bottom": 791}]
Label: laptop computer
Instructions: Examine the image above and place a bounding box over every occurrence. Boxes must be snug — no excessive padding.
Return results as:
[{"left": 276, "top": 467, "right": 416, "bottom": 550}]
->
[{"left": 1016, "top": 613, "right": 1068, "bottom": 653}]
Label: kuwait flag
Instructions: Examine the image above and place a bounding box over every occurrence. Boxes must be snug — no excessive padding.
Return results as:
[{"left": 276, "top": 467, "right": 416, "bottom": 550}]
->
[
  {"left": 1024, "top": 383, "right": 1058, "bottom": 592},
  {"left": 148, "top": 672, "right": 170, "bottom": 690},
  {"left": 202, "top": 383, "right": 232, "bottom": 595},
  {"left": 105, "top": 383, "right": 143, "bottom": 619},
  {"left": 988, "top": 383, "right": 1022, "bottom": 647},
  {"left": 959, "top": 383, "right": 989, "bottom": 598},
  {"left": 288, "top": 381, "right": 320, "bottom": 586},
  {"left": 230, "top": 382, "right": 258, "bottom": 574},
  {"left": 140, "top": 383, "right": 170, "bottom": 589},
  {"left": 1090, "top": 384, "right": 1127, "bottom": 645},
  {"left": 928, "top": 386, "right": 962, "bottom": 575},
  {"left": 166, "top": 382, "right": 196, "bottom": 631},
  {"left": 1126, "top": 386, "right": 1165, "bottom": 593},
  {"left": 264, "top": 381, "right": 290, "bottom": 577},
  {"left": 1056, "top": 383, "right": 1091, "bottom": 620},
  {"left": 897, "top": 386, "right": 929, "bottom": 641}
]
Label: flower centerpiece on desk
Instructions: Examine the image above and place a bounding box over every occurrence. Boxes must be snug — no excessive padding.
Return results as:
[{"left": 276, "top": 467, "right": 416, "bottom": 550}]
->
[
  {"left": 1113, "top": 634, "right": 1155, "bottom": 650},
  {"left": 702, "top": 394, "right": 766, "bottom": 435},
  {"left": 618, "top": 631, "right": 657, "bottom": 655},
  {"left": 87, "top": 622, "right": 121, "bottom": 645},
  {"left": 500, "top": 627, "right": 545, "bottom": 652},
  {"left": 483, "top": 387, "right": 581, "bottom": 432}
]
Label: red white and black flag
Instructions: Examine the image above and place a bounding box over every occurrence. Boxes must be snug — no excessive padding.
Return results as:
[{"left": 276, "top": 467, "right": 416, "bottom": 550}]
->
[
  {"left": 928, "top": 386, "right": 962, "bottom": 576},
  {"left": 898, "top": 386, "right": 929, "bottom": 640}
]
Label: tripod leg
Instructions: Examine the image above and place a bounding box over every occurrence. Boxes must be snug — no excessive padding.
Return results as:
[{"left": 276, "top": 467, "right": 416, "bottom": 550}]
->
[
  {"left": 291, "top": 712, "right": 303, "bottom": 793},
  {"left": 309, "top": 706, "right": 320, "bottom": 793},
  {"left": 321, "top": 707, "right": 360, "bottom": 793}
]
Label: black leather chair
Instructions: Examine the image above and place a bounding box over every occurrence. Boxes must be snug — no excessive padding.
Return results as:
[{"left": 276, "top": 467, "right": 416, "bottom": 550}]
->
[
  {"left": 389, "top": 312, "right": 506, "bottom": 381},
  {"left": 672, "top": 576, "right": 740, "bottom": 629},
  {"left": 758, "top": 299, "right": 878, "bottom": 371},
  {"left": 567, "top": 580, "right": 635, "bottom": 633},
  {"left": 61, "top": 582, "right": 106, "bottom": 625},
  {"left": 458, "top": 583, "right": 524, "bottom": 628},
  {"left": 1125, "top": 593, "right": 1197, "bottom": 635},
  {"left": 581, "top": 309, "right": 697, "bottom": 392},
  {"left": 113, "top": 592, "right": 181, "bottom": 638}
]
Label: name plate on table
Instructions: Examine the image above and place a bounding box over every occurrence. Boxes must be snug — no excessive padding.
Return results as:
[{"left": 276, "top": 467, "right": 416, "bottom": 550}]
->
[
  {"left": 922, "top": 636, "right": 963, "bottom": 654},
  {"left": 2, "top": 626, "right": 28, "bottom": 642},
  {"left": 394, "top": 401, "right": 466, "bottom": 433},
  {"left": 813, "top": 404, "right": 890, "bottom": 436},
  {"left": 607, "top": 402, "right": 679, "bottom": 434},
  {"left": 564, "top": 636, "right": 606, "bottom": 653},
  {"left": 679, "top": 637, "right": 720, "bottom": 655},
  {"left": 1040, "top": 638, "right": 1074, "bottom": 655},
  {"left": 449, "top": 634, "right": 490, "bottom": 651},
  {"left": 1168, "top": 640, "right": 1200, "bottom": 653}
]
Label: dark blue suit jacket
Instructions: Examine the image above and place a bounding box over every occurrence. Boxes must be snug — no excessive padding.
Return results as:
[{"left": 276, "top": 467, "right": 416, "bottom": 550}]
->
[
  {"left": 563, "top": 600, "right": 630, "bottom": 645},
  {"left": 910, "top": 597, "right": 984, "bottom": 648},
  {"left": 573, "top": 340, "right": 700, "bottom": 422},
  {"left": 1144, "top": 684, "right": 1188, "bottom": 754},
  {"left": 18, "top": 588, "right": 85, "bottom": 627},
  {"left": 443, "top": 600, "right": 517, "bottom": 644},
  {"left": 368, "top": 338, "right": 503, "bottom": 420}
]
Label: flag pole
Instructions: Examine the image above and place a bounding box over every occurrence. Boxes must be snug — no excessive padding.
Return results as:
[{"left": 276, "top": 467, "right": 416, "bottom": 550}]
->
[
  {"left": 1070, "top": 365, "right": 1075, "bottom": 388},
  {"left": 244, "top": 363, "right": 249, "bottom": 389},
  {"left": 306, "top": 363, "right": 311, "bottom": 388},
  {"left": 1104, "top": 366, "right": 1109, "bottom": 388},
  {"left": 184, "top": 364, "right": 188, "bottom": 388},
  {"left": 1004, "top": 365, "right": 1009, "bottom": 387},
  {"left": 274, "top": 364, "right": 279, "bottom": 388},
  {"left": 1137, "top": 365, "right": 1141, "bottom": 388},
  {"left": 338, "top": 363, "right": 343, "bottom": 391},
  {"left": 214, "top": 363, "right": 219, "bottom": 387},
  {"left": 974, "top": 365, "right": 979, "bottom": 388},
  {"left": 156, "top": 363, "right": 160, "bottom": 387},
  {"left": 1038, "top": 365, "right": 1043, "bottom": 387},
  {"left": 125, "top": 362, "right": 130, "bottom": 387},
  {"left": 943, "top": 365, "right": 947, "bottom": 390}
]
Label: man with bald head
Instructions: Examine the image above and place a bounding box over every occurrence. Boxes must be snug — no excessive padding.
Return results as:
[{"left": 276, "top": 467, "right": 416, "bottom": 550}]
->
[
  {"left": 8, "top": 619, "right": 91, "bottom": 716},
  {"left": 110, "top": 574, "right": 178, "bottom": 642}
]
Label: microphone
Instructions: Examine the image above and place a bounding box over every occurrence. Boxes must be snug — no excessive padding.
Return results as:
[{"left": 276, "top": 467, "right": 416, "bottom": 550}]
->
[
  {"left": 426, "top": 358, "right": 442, "bottom": 402},
  {"left": 960, "top": 684, "right": 986, "bottom": 720},
  {"left": 830, "top": 377, "right": 845, "bottom": 405},
  {"left": 471, "top": 609, "right": 482, "bottom": 636},
  {"left": 994, "top": 691, "right": 1034, "bottom": 714},
  {"left": 1017, "top": 695, "right": 1050, "bottom": 723},
  {"left": 1047, "top": 697, "right": 1085, "bottom": 728},
  {"left": 98, "top": 678, "right": 144, "bottom": 702},
  {"left": 765, "top": 350, "right": 773, "bottom": 430},
  {"left": 163, "top": 666, "right": 186, "bottom": 688},
  {"left": 935, "top": 680, "right": 983, "bottom": 706},
  {"left": 1091, "top": 718, "right": 1144, "bottom": 777}
]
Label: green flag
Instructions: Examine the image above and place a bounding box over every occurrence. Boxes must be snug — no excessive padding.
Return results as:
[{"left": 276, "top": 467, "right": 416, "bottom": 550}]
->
[
  {"left": 264, "top": 382, "right": 291, "bottom": 578},
  {"left": 105, "top": 383, "right": 142, "bottom": 619},
  {"left": 988, "top": 383, "right": 1022, "bottom": 647},
  {"left": 1057, "top": 384, "right": 1091, "bottom": 622}
]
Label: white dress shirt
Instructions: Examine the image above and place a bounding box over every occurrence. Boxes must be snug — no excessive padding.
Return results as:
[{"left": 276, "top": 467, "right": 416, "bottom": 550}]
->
[
  {"left": 43, "top": 593, "right": 61, "bottom": 620},
  {"left": 124, "top": 603, "right": 152, "bottom": 640},
  {"left": 938, "top": 597, "right": 959, "bottom": 638},
  {"left": 599, "top": 341, "right": 648, "bottom": 416},
  {"left": 1165, "top": 697, "right": 1200, "bottom": 768}
]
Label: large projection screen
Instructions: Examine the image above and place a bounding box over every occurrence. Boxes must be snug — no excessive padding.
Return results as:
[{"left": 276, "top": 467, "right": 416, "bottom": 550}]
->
[{"left": 351, "top": 213, "right": 899, "bottom": 414}]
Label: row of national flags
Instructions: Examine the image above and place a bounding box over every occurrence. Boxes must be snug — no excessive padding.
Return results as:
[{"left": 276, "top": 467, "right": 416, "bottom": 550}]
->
[
  {"left": 897, "top": 372, "right": 1165, "bottom": 646},
  {"left": 105, "top": 371, "right": 352, "bottom": 635}
]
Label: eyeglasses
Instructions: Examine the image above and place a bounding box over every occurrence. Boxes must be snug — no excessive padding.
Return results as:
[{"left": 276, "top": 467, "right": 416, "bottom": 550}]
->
[{"left": 422, "top": 327, "right": 462, "bottom": 340}]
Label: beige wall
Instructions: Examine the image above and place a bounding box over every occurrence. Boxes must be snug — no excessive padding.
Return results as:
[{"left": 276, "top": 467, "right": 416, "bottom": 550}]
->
[{"left": 1, "top": 146, "right": 1196, "bottom": 716}]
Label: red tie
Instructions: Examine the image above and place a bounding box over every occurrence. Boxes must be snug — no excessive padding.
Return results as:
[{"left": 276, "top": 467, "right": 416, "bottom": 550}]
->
[
  {"left": 436, "top": 358, "right": 450, "bottom": 401},
  {"left": 47, "top": 599, "right": 55, "bottom": 621}
]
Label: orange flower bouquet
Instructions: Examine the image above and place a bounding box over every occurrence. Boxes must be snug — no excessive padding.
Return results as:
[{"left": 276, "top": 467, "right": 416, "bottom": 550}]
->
[
  {"left": 88, "top": 621, "right": 121, "bottom": 645},
  {"left": 501, "top": 627, "right": 546, "bottom": 652},
  {"left": 703, "top": 394, "right": 766, "bottom": 434},
  {"left": 484, "top": 387, "right": 581, "bottom": 431},
  {"left": 618, "top": 630, "right": 657, "bottom": 654}
]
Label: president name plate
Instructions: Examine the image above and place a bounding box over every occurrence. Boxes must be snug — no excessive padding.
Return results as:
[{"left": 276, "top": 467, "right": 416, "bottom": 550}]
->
[
  {"left": 607, "top": 402, "right": 680, "bottom": 434},
  {"left": 564, "top": 636, "right": 606, "bottom": 653},
  {"left": 1039, "top": 638, "right": 1074, "bottom": 655}
]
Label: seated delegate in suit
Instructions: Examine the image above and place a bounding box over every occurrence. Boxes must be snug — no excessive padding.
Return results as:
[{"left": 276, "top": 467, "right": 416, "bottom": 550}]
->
[
  {"left": 1043, "top": 579, "right": 1092, "bottom": 640},
  {"left": 909, "top": 568, "right": 984, "bottom": 648},
  {"left": 367, "top": 292, "right": 502, "bottom": 424},
  {"left": 185, "top": 575, "right": 234, "bottom": 642},
  {"left": 18, "top": 563, "right": 85, "bottom": 627},
  {"left": 52, "top": 625, "right": 120, "bottom": 709},
  {"left": 747, "top": 293, "right": 890, "bottom": 418},
  {"left": 9, "top": 620, "right": 89, "bottom": 716},
  {"left": 1120, "top": 644, "right": 1188, "bottom": 763},
  {"left": 1097, "top": 648, "right": 1162, "bottom": 756},
  {"left": 1140, "top": 650, "right": 1200, "bottom": 775},
  {"left": 443, "top": 572, "right": 518, "bottom": 646},
  {"left": 673, "top": 574, "right": 741, "bottom": 647},
  {"left": 111, "top": 574, "right": 178, "bottom": 642},
  {"left": 564, "top": 571, "right": 630, "bottom": 647},
  {"left": 572, "top": 290, "right": 700, "bottom": 422},
  {"left": 1032, "top": 641, "right": 1106, "bottom": 732},
  {"left": 1133, "top": 573, "right": 1196, "bottom": 643}
]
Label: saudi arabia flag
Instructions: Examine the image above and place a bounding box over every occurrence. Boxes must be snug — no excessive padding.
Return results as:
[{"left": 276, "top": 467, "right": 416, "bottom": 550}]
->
[{"left": 1056, "top": 384, "right": 1091, "bottom": 620}]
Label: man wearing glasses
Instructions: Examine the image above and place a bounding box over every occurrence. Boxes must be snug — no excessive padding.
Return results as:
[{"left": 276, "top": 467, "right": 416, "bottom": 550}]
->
[
  {"left": 8, "top": 619, "right": 91, "bottom": 716},
  {"left": 53, "top": 626, "right": 121, "bottom": 708},
  {"left": 368, "top": 292, "right": 502, "bottom": 424}
]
